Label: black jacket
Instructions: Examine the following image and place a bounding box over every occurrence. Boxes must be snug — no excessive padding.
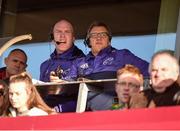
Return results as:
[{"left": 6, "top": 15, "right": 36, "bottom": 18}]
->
[{"left": 144, "top": 82, "right": 180, "bottom": 107}]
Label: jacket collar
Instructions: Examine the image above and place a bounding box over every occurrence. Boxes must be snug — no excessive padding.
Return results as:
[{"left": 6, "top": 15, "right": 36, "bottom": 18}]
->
[{"left": 86, "top": 46, "right": 114, "bottom": 60}]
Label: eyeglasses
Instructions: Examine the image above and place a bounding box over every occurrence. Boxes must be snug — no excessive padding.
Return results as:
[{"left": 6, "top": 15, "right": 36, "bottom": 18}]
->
[
  {"left": 116, "top": 81, "right": 140, "bottom": 89},
  {"left": 89, "top": 32, "right": 109, "bottom": 39}
]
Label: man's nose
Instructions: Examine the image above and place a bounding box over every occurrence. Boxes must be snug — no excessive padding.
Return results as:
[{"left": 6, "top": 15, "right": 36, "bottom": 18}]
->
[
  {"left": 154, "top": 70, "right": 161, "bottom": 78},
  {"left": 15, "top": 61, "right": 22, "bottom": 69},
  {"left": 96, "top": 36, "right": 103, "bottom": 40},
  {"left": 11, "top": 94, "right": 16, "bottom": 100},
  {"left": 16, "top": 62, "right": 21, "bottom": 67},
  {"left": 59, "top": 32, "right": 66, "bottom": 38},
  {"left": 124, "top": 85, "right": 130, "bottom": 91}
]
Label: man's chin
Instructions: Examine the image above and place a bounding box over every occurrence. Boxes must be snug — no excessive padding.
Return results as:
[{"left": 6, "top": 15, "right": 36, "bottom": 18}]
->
[
  {"left": 153, "top": 85, "right": 167, "bottom": 93},
  {"left": 152, "top": 79, "right": 175, "bottom": 93},
  {"left": 121, "top": 97, "right": 129, "bottom": 103},
  {"left": 12, "top": 71, "right": 20, "bottom": 75}
]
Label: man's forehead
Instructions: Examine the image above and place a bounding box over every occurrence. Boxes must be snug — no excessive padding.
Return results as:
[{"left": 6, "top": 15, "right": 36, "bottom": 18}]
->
[
  {"left": 152, "top": 55, "right": 174, "bottom": 67},
  {"left": 154, "top": 54, "right": 173, "bottom": 61},
  {"left": 90, "top": 26, "right": 108, "bottom": 32},
  {"left": 9, "top": 53, "right": 26, "bottom": 63},
  {"left": 9, "top": 51, "right": 25, "bottom": 57},
  {"left": 54, "top": 21, "right": 73, "bottom": 31},
  {"left": 118, "top": 73, "right": 140, "bottom": 82}
]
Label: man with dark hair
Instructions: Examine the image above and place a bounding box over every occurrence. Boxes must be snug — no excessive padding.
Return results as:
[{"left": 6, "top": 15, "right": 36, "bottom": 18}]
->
[{"left": 0, "top": 48, "right": 27, "bottom": 82}]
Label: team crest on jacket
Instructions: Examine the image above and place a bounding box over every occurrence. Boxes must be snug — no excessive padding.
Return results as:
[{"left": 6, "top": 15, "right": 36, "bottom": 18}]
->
[
  {"left": 103, "top": 57, "right": 114, "bottom": 65},
  {"left": 63, "top": 68, "right": 70, "bottom": 75},
  {"left": 80, "top": 63, "right": 89, "bottom": 69}
]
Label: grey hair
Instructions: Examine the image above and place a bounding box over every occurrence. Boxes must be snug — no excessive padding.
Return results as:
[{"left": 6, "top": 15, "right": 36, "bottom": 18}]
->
[{"left": 149, "top": 49, "right": 179, "bottom": 73}]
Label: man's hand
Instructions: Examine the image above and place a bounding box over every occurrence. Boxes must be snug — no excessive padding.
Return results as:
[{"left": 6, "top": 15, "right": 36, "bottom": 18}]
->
[
  {"left": 50, "top": 71, "right": 65, "bottom": 83},
  {"left": 174, "top": 91, "right": 180, "bottom": 104},
  {"left": 77, "top": 77, "right": 91, "bottom": 81},
  {"left": 129, "top": 92, "right": 148, "bottom": 109}
]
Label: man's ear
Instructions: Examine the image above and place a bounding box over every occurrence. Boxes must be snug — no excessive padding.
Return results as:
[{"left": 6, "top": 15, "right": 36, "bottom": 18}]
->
[
  {"left": 115, "top": 84, "right": 119, "bottom": 93},
  {"left": 22, "top": 64, "right": 27, "bottom": 72},
  {"left": 25, "top": 63, "right": 28, "bottom": 68},
  {"left": 73, "top": 36, "right": 75, "bottom": 43}
]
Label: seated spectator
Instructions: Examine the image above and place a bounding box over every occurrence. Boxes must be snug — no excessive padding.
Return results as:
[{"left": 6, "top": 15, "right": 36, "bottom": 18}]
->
[
  {"left": 130, "top": 50, "right": 180, "bottom": 108},
  {"left": 0, "top": 80, "right": 10, "bottom": 116},
  {"left": 8, "top": 72, "right": 55, "bottom": 117},
  {"left": 0, "top": 48, "right": 27, "bottom": 83},
  {"left": 114, "top": 64, "right": 144, "bottom": 110}
]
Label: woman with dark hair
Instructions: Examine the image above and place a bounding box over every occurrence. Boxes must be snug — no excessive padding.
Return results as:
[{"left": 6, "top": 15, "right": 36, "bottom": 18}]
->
[
  {"left": 8, "top": 72, "right": 56, "bottom": 116},
  {"left": 0, "top": 80, "right": 10, "bottom": 116}
]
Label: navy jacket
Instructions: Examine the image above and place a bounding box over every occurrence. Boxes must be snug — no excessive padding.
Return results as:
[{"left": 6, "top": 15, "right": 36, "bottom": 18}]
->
[
  {"left": 40, "top": 45, "right": 85, "bottom": 82},
  {"left": 66, "top": 46, "right": 149, "bottom": 80}
]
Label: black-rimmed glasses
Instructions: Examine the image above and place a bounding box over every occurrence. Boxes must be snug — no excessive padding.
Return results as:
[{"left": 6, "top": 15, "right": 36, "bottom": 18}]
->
[
  {"left": 116, "top": 81, "right": 140, "bottom": 89},
  {"left": 89, "top": 32, "right": 109, "bottom": 39}
]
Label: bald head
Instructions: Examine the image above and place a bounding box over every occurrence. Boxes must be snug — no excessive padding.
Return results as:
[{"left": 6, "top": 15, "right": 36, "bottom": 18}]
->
[
  {"left": 5, "top": 49, "right": 27, "bottom": 77},
  {"left": 53, "top": 19, "right": 74, "bottom": 35},
  {"left": 52, "top": 19, "right": 75, "bottom": 54}
]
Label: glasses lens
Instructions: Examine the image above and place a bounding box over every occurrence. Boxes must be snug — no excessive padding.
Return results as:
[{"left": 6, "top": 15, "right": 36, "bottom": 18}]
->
[
  {"left": 89, "top": 32, "right": 108, "bottom": 38},
  {"left": 117, "top": 82, "right": 140, "bottom": 89}
]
